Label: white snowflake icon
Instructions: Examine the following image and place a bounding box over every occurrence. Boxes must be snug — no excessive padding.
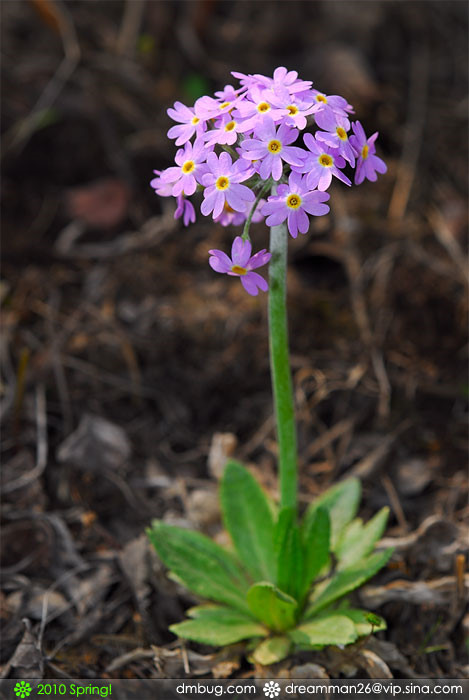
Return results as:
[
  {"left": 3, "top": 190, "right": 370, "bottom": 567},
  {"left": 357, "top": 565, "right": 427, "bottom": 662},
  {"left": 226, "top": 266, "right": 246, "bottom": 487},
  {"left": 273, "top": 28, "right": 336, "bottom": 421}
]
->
[{"left": 263, "top": 680, "right": 281, "bottom": 698}]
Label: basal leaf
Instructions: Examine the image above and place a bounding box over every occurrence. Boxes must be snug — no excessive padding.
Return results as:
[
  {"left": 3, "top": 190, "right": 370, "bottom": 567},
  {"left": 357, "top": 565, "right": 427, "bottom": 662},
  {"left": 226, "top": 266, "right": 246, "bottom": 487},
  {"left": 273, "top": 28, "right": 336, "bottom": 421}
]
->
[
  {"left": 302, "top": 478, "right": 361, "bottom": 550},
  {"left": 250, "top": 636, "right": 292, "bottom": 666},
  {"left": 247, "top": 582, "right": 298, "bottom": 632},
  {"left": 338, "top": 608, "right": 387, "bottom": 636},
  {"left": 305, "top": 548, "right": 394, "bottom": 618},
  {"left": 274, "top": 506, "right": 303, "bottom": 599},
  {"left": 221, "top": 461, "right": 275, "bottom": 581},
  {"left": 289, "top": 614, "right": 358, "bottom": 647},
  {"left": 185, "top": 604, "right": 223, "bottom": 618},
  {"left": 170, "top": 606, "right": 267, "bottom": 646},
  {"left": 336, "top": 507, "right": 389, "bottom": 570},
  {"left": 300, "top": 506, "right": 330, "bottom": 600},
  {"left": 147, "top": 520, "right": 250, "bottom": 614}
]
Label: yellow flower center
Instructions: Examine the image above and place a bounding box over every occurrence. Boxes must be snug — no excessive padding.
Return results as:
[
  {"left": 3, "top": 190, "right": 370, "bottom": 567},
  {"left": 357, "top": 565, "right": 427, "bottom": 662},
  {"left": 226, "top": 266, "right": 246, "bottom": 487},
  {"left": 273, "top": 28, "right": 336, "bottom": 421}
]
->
[
  {"left": 268, "top": 139, "right": 282, "bottom": 154},
  {"left": 225, "top": 121, "right": 236, "bottom": 132},
  {"left": 257, "top": 102, "right": 271, "bottom": 113},
  {"left": 231, "top": 265, "right": 247, "bottom": 275},
  {"left": 361, "top": 144, "right": 369, "bottom": 159},
  {"left": 287, "top": 105, "right": 299, "bottom": 115},
  {"left": 215, "top": 176, "right": 230, "bottom": 191},
  {"left": 316, "top": 94, "right": 327, "bottom": 104},
  {"left": 319, "top": 154, "right": 333, "bottom": 167},
  {"left": 286, "top": 194, "right": 302, "bottom": 209},
  {"left": 182, "top": 160, "right": 195, "bottom": 174},
  {"left": 336, "top": 127, "right": 347, "bottom": 141},
  {"left": 219, "top": 101, "right": 231, "bottom": 110},
  {"left": 224, "top": 202, "right": 235, "bottom": 213},
  {"left": 191, "top": 116, "right": 200, "bottom": 125}
]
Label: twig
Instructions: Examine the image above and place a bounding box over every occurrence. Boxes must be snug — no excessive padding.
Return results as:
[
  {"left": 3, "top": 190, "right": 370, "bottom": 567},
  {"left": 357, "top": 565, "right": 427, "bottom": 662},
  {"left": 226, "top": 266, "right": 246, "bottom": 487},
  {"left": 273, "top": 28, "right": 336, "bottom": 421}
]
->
[
  {"left": 105, "top": 647, "right": 155, "bottom": 673},
  {"left": 333, "top": 194, "right": 392, "bottom": 419},
  {"left": 181, "top": 642, "right": 191, "bottom": 675},
  {"left": 303, "top": 417, "right": 356, "bottom": 461},
  {"left": 116, "top": 0, "right": 146, "bottom": 58},
  {"left": 427, "top": 206, "right": 469, "bottom": 288},
  {"left": 55, "top": 210, "right": 177, "bottom": 259},
  {"left": 381, "top": 473, "right": 409, "bottom": 533},
  {"left": 3, "top": 384, "right": 48, "bottom": 494},
  {"left": 3, "top": 0, "right": 80, "bottom": 155},
  {"left": 387, "top": 37, "right": 429, "bottom": 221},
  {"left": 348, "top": 420, "right": 411, "bottom": 479}
]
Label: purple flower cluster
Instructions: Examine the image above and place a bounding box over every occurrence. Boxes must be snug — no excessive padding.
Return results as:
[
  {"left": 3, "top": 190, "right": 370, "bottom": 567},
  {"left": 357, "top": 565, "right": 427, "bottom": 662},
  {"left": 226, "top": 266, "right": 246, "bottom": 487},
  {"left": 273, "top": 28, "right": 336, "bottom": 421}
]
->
[{"left": 151, "top": 68, "right": 387, "bottom": 295}]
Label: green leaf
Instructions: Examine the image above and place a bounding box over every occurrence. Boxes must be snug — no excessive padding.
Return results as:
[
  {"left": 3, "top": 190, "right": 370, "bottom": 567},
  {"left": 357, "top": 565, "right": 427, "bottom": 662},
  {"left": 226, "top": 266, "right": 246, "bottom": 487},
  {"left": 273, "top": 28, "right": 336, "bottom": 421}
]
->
[
  {"left": 250, "top": 636, "right": 292, "bottom": 665},
  {"left": 305, "top": 548, "right": 394, "bottom": 618},
  {"left": 147, "top": 521, "right": 250, "bottom": 614},
  {"left": 289, "top": 614, "right": 358, "bottom": 647},
  {"left": 300, "top": 506, "right": 330, "bottom": 600},
  {"left": 221, "top": 461, "right": 276, "bottom": 581},
  {"left": 302, "top": 478, "right": 361, "bottom": 550},
  {"left": 336, "top": 507, "right": 389, "bottom": 570},
  {"left": 338, "top": 608, "right": 387, "bottom": 636},
  {"left": 274, "top": 506, "right": 303, "bottom": 599},
  {"left": 247, "top": 582, "right": 298, "bottom": 632},
  {"left": 185, "top": 604, "right": 222, "bottom": 618},
  {"left": 170, "top": 606, "right": 267, "bottom": 646}
]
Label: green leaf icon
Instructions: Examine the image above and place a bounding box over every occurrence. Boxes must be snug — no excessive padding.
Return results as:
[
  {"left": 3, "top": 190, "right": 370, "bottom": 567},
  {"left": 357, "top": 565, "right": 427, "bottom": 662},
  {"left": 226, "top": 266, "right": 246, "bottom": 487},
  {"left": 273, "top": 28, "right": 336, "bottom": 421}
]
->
[{"left": 14, "top": 681, "right": 32, "bottom": 698}]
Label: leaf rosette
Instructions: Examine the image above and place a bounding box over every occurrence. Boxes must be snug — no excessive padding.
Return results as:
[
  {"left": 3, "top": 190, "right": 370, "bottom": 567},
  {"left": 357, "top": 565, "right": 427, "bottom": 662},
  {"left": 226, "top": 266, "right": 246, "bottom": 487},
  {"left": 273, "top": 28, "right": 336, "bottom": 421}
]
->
[{"left": 147, "top": 462, "right": 392, "bottom": 665}]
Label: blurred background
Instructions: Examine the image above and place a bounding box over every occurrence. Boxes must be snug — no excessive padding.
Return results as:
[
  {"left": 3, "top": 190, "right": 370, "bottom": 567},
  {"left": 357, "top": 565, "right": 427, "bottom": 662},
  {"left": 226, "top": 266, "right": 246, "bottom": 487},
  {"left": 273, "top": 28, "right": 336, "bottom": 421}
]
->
[{"left": 1, "top": 0, "right": 468, "bottom": 681}]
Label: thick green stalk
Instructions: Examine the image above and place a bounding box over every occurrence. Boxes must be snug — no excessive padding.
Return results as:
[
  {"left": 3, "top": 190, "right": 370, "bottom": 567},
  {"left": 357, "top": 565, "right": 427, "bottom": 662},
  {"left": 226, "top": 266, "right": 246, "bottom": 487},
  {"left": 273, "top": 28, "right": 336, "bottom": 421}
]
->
[{"left": 268, "top": 203, "right": 298, "bottom": 513}]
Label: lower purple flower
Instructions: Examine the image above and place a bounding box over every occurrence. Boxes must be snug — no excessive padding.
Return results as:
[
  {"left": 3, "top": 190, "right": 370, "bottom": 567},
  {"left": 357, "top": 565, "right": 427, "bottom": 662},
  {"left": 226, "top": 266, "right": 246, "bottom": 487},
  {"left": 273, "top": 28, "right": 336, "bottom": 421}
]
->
[
  {"left": 208, "top": 236, "right": 271, "bottom": 296},
  {"left": 262, "top": 172, "right": 330, "bottom": 238}
]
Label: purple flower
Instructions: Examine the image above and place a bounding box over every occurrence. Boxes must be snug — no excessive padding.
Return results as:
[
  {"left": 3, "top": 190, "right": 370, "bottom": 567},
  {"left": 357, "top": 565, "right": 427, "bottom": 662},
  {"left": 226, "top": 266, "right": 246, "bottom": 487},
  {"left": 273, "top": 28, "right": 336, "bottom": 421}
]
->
[
  {"left": 214, "top": 84, "right": 243, "bottom": 101},
  {"left": 214, "top": 198, "right": 266, "bottom": 227},
  {"left": 159, "top": 140, "right": 207, "bottom": 197},
  {"left": 268, "top": 86, "right": 318, "bottom": 130},
  {"left": 316, "top": 116, "right": 356, "bottom": 166},
  {"left": 262, "top": 171, "right": 330, "bottom": 238},
  {"left": 175, "top": 196, "right": 196, "bottom": 226},
  {"left": 209, "top": 236, "right": 271, "bottom": 295},
  {"left": 150, "top": 169, "right": 174, "bottom": 197},
  {"left": 231, "top": 71, "right": 267, "bottom": 92},
  {"left": 240, "top": 67, "right": 312, "bottom": 95},
  {"left": 311, "top": 90, "right": 354, "bottom": 131},
  {"left": 201, "top": 152, "right": 254, "bottom": 219},
  {"left": 349, "top": 121, "right": 387, "bottom": 185},
  {"left": 195, "top": 94, "right": 241, "bottom": 121},
  {"left": 240, "top": 117, "right": 305, "bottom": 181},
  {"left": 233, "top": 87, "right": 284, "bottom": 133},
  {"left": 203, "top": 114, "right": 243, "bottom": 147},
  {"left": 267, "top": 66, "right": 313, "bottom": 94},
  {"left": 294, "top": 133, "right": 351, "bottom": 191},
  {"left": 167, "top": 101, "right": 206, "bottom": 146}
]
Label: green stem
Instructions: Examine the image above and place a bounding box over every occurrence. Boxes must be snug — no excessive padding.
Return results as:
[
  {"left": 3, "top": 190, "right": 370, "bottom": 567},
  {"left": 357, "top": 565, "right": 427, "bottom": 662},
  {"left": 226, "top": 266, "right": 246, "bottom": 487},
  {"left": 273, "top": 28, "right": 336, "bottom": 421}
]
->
[{"left": 268, "top": 192, "right": 298, "bottom": 513}]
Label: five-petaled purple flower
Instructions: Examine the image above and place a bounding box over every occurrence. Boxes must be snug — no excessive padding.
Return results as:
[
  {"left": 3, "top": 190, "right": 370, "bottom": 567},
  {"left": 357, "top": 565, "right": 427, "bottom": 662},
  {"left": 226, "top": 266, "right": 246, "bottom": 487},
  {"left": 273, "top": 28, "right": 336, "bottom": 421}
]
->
[
  {"left": 349, "top": 121, "right": 387, "bottom": 185},
  {"left": 316, "top": 116, "right": 356, "bottom": 166},
  {"left": 201, "top": 152, "right": 254, "bottom": 219},
  {"left": 209, "top": 237, "right": 271, "bottom": 296},
  {"left": 295, "top": 133, "right": 351, "bottom": 191},
  {"left": 263, "top": 171, "right": 330, "bottom": 238},
  {"left": 240, "top": 117, "right": 305, "bottom": 181},
  {"left": 167, "top": 101, "right": 206, "bottom": 146},
  {"left": 159, "top": 140, "right": 207, "bottom": 197}
]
